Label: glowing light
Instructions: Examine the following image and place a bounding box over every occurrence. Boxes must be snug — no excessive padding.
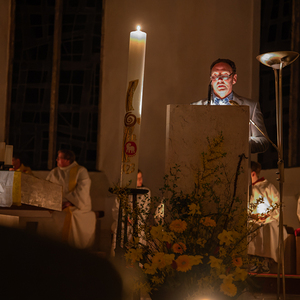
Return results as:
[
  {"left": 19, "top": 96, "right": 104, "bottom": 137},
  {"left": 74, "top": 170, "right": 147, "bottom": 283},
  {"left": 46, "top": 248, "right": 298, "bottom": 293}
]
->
[
  {"left": 256, "top": 197, "right": 270, "bottom": 214},
  {"left": 262, "top": 53, "right": 272, "bottom": 61},
  {"left": 137, "top": 25, "right": 141, "bottom": 31}
]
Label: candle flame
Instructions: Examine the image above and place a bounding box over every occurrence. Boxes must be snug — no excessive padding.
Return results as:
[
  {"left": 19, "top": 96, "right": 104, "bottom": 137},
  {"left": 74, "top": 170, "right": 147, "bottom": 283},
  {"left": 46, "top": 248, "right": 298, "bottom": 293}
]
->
[{"left": 136, "top": 25, "right": 141, "bottom": 31}]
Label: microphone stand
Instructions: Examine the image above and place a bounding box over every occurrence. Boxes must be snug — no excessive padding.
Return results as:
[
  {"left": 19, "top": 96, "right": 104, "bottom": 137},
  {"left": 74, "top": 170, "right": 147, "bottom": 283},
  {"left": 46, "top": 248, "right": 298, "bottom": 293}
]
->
[
  {"left": 229, "top": 100, "right": 277, "bottom": 151},
  {"left": 207, "top": 81, "right": 212, "bottom": 105}
]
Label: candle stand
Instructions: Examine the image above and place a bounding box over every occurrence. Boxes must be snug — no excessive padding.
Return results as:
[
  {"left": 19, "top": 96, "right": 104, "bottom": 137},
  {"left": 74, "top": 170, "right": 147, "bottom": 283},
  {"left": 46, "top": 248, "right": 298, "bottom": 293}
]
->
[
  {"left": 113, "top": 187, "right": 149, "bottom": 300},
  {"left": 115, "top": 188, "right": 149, "bottom": 257}
]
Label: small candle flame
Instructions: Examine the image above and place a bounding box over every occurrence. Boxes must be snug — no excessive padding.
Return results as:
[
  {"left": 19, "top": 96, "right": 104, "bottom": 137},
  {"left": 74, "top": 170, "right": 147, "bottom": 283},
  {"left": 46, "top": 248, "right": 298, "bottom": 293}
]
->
[{"left": 136, "top": 25, "right": 141, "bottom": 31}]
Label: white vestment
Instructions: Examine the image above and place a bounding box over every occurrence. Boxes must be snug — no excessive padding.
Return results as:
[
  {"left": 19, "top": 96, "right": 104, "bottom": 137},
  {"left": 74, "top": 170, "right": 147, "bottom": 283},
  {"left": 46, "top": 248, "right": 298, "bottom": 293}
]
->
[
  {"left": 248, "top": 178, "right": 287, "bottom": 262},
  {"left": 297, "top": 196, "right": 300, "bottom": 222},
  {"left": 38, "top": 161, "right": 96, "bottom": 249}
]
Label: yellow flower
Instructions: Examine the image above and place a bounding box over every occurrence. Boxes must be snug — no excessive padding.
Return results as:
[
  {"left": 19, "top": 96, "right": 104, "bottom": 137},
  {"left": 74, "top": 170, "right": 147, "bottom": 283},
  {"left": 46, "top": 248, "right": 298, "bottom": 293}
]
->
[
  {"left": 188, "top": 203, "right": 201, "bottom": 215},
  {"left": 191, "top": 255, "right": 203, "bottom": 265},
  {"left": 150, "top": 225, "right": 163, "bottom": 240},
  {"left": 231, "top": 230, "right": 240, "bottom": 239},
  {"left": 164, "top": 254, "right": 175, "bottom": 265},
  {"left": 220, "top": 282, "right": 237, "bottom": 297},
  {"left": 152, "top": 253, "right": 165, "bottom": 268},
  {"left": 172, "top": 242, "right": 187, "bottom": 254},
  {"left": 232, "top": 257, "right": 243, "bottom": 267},
  {"left": 169, "top": 219, "right": 187, "bottom": 233},
  {"left": 161, "top": 231, "right": 176, "bottom": 243},
  {"left": 234, "top": 267, "right": 248, "bottom": 281},
  {"left": 152, "top": 253, "right": 174, "bottom": 269},
  {"left": 218, "top": 247, "right": 227, "bottom": 257},
  {"left": 200, "top": 217, "right": 216, "bottom": 227},
  {"left": 219, "top": 273, "right": 234, "bottom": 284},
  {"left": 151, "top": 276, "right": 164, "bottom": 285},
  {"left": 196, "top": 238, "right": 207, "bottom": 247},
  {"left": 208, "top": 256, "right": 222, "bottom": 269},
  {"left": 124, "top": 248, "right": 143, "bottom": 263},
  {"left": 218, "top": 230, "right": 234, "bottom": 246},
  {"left": 143, "top": 263, "right": 157, "bottom": 275},
  {"left": 132, "top": 236, "right": 139, "bottom": 246},
  {"left": 175, "top": 255, "right": 192, "bottom": 272}
]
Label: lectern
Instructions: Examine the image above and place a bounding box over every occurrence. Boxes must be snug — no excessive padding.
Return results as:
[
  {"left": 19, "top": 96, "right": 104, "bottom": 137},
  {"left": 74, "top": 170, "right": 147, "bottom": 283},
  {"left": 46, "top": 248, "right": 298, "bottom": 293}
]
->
[{"left": 165, "top": 104, "right": 250, "bottom": 207}]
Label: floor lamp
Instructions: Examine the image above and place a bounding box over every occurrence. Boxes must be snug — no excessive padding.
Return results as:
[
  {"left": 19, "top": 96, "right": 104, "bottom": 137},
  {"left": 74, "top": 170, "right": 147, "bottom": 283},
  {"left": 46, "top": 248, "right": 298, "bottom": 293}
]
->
[{"left": 256, "top": 51, "right": 299, "bottom": 300}]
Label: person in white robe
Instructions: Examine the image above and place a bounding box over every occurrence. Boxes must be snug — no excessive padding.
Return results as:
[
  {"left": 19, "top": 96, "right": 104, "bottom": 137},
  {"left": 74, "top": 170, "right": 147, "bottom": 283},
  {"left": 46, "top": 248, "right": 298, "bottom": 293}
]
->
[
  {"left": 38, "top": 149, "right": 96, "bottom": 249},
  {"left": 248, "top": 161, "right": 288, "bottom": 271}
]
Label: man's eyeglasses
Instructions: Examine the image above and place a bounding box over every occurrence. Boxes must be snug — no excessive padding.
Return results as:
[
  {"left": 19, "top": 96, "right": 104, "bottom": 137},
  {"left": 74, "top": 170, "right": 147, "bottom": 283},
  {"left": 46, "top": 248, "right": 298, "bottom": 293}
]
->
[{"left": 210, "top": 72, "right": 233, "bottom": 81}]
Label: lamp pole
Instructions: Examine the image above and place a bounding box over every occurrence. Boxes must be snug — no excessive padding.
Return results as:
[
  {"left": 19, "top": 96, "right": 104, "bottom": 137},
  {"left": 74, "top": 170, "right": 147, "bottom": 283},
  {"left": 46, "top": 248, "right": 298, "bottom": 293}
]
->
[{"left": 257, "top": 51, "right": 299, "bottom": 300}]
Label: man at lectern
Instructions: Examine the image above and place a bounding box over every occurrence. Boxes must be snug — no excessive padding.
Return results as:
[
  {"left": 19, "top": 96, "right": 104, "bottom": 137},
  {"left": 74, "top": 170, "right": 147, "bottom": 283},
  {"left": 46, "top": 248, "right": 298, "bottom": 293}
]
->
[{"left": 191, "top": 58, "right": 269, "bottom": 154}]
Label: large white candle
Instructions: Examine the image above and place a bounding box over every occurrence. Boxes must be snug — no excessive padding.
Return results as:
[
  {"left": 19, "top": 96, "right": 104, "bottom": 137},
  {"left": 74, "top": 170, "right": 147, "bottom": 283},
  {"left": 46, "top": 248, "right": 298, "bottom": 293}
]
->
[{"left": 121, "top": 26, "right": 147, "bottom": 188}]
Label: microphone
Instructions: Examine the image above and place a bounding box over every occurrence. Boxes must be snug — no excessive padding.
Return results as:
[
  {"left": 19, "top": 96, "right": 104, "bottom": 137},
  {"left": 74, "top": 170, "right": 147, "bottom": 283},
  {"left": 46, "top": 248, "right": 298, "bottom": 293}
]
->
[
  {"left": 229, "top": 100, "right": 277, "bottom": 151},
  {"left": 207, "top": 81, "right": 212, "bottom": 105}
]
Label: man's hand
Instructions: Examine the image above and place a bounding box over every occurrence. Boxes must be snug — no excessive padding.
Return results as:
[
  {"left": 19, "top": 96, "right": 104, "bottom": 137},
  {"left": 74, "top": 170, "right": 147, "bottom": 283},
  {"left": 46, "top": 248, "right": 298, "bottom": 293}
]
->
[
  {"left": 250, "top": 213, "right": 269, "bottom": 222},
  {"left": 62, "top": 201, "right": 73, "bottom": 210}
]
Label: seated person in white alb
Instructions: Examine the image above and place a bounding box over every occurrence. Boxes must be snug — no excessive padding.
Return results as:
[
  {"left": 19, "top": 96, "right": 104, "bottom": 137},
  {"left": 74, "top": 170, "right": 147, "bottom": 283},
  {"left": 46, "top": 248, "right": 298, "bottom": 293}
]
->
[
  {"left": 248, "top": 161, "right": 288, "bottom": 272},
  {"left": 38, "top": 149, "right": 96, "bottom": 249}
]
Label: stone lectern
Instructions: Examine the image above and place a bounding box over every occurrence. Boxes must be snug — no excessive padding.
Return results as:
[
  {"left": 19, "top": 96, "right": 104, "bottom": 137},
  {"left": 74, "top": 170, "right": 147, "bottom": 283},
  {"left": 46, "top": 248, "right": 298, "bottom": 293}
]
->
[{"left": 165, "top": 104, "right": 250, "bottom": 215}]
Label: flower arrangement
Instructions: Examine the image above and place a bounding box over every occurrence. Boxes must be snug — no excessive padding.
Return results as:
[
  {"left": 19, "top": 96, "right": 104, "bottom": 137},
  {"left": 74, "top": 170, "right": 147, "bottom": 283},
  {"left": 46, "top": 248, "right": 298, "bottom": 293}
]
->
[{"left": 112, "top": 133, "right": 270, "bottom": 300}]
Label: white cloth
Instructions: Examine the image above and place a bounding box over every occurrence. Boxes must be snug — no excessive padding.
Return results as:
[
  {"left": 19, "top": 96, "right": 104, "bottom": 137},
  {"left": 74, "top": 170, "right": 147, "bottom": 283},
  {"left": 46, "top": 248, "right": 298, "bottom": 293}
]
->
[
  {"left": 248, "top": 221, "right": 288, "bottom": 263},
  {"left": 297, "top": 196, "right": 300, "bottom": 222},
  {"left": 38, "top": 161, "right": 96, "bottom": 249},
  {"left": 248, "top": 179, "right": 287, "bottom": 262},
  {"left": 0, "top": 171, "right": 14, "bottom": 207}
]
